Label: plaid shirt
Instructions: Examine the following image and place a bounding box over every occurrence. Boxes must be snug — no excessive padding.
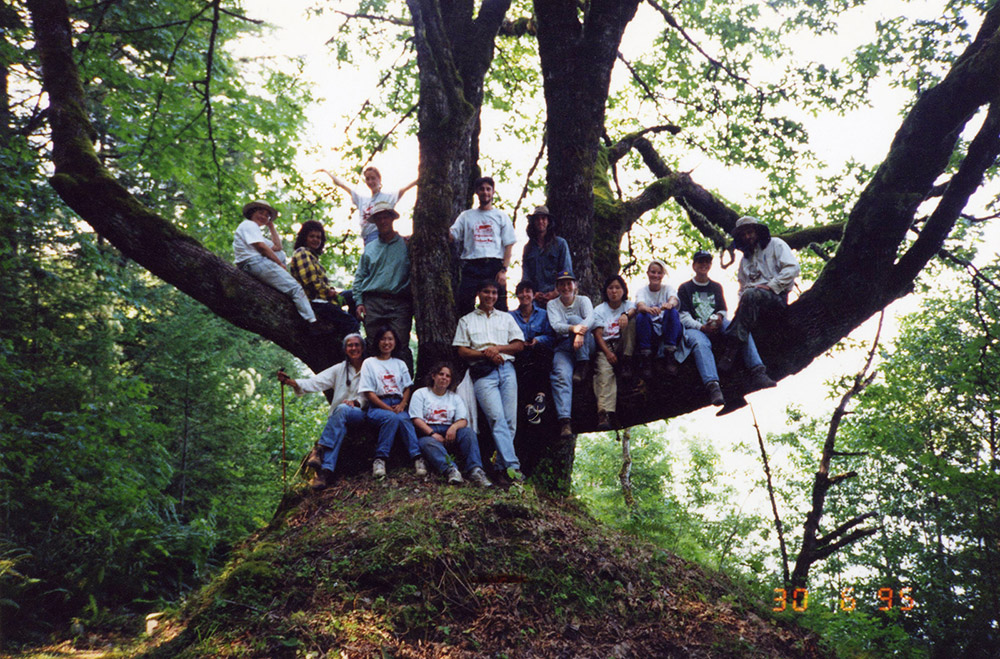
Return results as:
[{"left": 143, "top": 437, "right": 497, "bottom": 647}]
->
[{"left": 290, "top": 247, "right": 334, "bottom": 301}]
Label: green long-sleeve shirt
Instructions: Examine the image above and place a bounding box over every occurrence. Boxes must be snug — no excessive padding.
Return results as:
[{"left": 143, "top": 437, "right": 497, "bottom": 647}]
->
[{"left": 352, "top": 233, "right": 410, "bottom": 306}]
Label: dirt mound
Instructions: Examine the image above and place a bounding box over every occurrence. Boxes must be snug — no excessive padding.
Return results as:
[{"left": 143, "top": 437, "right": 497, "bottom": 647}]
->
[{"left": 139, "top": 474, "right": 824, "bottom": 658}]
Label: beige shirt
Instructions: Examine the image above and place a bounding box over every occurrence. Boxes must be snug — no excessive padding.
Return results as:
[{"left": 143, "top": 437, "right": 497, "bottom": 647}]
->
[{"left": 452, "top": 308, "right": 525, "bottom": 362}]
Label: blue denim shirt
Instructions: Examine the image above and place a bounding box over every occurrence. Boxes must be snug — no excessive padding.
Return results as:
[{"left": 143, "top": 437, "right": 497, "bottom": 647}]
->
[
  {"left": 521, "top": 237, "right": 572, "bottom": 294},
  {"left": 509, "top": 304, "right": 555, "bottom": 348}
]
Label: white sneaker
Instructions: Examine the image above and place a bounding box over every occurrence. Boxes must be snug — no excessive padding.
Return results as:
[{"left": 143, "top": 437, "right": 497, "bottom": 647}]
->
[
  {"left": 414, "top": 458, "right": 428, "bottom": 477},
  {"left": 445, "top": 467, "right": 463, "bottom": 485},
  {"left": 469, "top": 467, "right": 493, "bottom": 488},
  {"left": 372, "top": 458, "right": 386, "bottom": 479}
]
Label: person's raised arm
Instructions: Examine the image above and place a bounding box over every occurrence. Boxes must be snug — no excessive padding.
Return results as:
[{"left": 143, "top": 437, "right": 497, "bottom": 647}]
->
[
  {"left": 398, "top": 179, "right": 418, "bottom": 198},
  {"left": 316, "top": 169, "right": 353, "bottom": 194}
]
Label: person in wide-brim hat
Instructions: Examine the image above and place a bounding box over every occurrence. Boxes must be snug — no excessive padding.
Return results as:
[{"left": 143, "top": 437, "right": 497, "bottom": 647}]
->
[
  {"left": 523, "top": 204, "right": 573, "bottom": 306},
  {"left": 242, "top": 200, "right": 277, "bottom": 221}
]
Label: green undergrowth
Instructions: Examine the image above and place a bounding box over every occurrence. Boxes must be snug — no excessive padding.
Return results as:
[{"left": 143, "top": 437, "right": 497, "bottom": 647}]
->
[{"left": 109, "top": 474, "right": 825, "bottom": 658}]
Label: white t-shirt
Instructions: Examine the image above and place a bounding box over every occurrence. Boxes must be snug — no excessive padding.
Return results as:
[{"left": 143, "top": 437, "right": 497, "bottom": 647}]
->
[
  {"left": 634, "top": 283, "right": 678, "bottom": 322},
  {"left": 233, "top": 219, "right": 279, "bottom": 264},
  {"left": 449, "top": 208, "right": 516, "bottom": 260},
  {"left": 358, "top": 357, "right": 412, "bottom": 398},
  {"left": 592, "top": 300, "right": 635, "bottom": 340},
  {"left": 351, "top": 189, "right": 401, "bottom": 244},
  {"left": 408, "top": 388, "right": 468, "bottom": 426}
]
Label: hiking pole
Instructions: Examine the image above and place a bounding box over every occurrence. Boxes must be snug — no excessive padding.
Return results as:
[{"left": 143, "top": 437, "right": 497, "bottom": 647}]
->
[{"left": 279, "top": 369, "right": 288, "bottom": 488}]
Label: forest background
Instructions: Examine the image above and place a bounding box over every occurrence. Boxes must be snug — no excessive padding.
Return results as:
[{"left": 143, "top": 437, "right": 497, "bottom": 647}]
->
[{"left": 2, "top": 0, "right": 999, "bottom": 656}]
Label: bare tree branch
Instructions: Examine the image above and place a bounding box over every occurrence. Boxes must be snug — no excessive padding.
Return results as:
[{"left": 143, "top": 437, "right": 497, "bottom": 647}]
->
[
  {"left": 334, "top": 10, "right": 412, "bottom": 28},
  {"left": 359, "top": 104, "right": 417, "bottom": 171},
  {"left": 751, "top": 403, "right": 790, "bottom": 586},
  {"left": 617, "top": 51, "right": 656, "bottom": 103},
  {"left": 512, "top": 132, "right": 547, "bottom": 224}
]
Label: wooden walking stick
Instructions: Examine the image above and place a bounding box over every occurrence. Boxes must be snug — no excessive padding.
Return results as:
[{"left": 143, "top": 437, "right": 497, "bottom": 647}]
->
[{"left": 279, "top": 370, "right": 287, "bottom": 487}]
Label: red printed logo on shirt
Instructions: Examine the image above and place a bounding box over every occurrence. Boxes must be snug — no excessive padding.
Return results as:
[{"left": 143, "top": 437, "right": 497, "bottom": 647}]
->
[
  {"left": 474, "top": 223, "right": 495, "bottom": 244},
  {"left": 426, "top": 408, "right": 449, "bottom": 424},
  {"left": 381, "top": 372, "right": 400, "bottom": 396}
]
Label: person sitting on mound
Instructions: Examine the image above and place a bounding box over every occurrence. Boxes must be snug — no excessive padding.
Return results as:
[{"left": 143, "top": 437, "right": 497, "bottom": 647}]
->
[{"left": 408, "top": 362, "right": 492, "bottom": 487}]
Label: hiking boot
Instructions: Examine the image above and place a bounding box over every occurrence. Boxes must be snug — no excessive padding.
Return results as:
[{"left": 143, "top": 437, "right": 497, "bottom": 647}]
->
[
  {"left": 717, "top": 396, "right": 748, "bottom": 416},
  {"left": 559, "top": 418, "right": 573, "bottom": 439},
  {"left": 596, "top": 410, "right": 612, "bottom": 431},
  {"left": 572, "top": 359, "right": 592, "bottom": 384},
  {"left": 372, "top": 458, "right": 386, "bottom": 479},
  {"left": 747, "top": 365, "right": 777, "bottom": 392},
  {"left": 305, "top": 445, "right": 324, "bottom": 472},
  {"left": 310, "top": 468, "right": 334, "bottom": 491},
  {"left": 706, "top": 381, "right": 725, "bottom": 406},
  {"left": 531, "top": 392, "right": 547, "bottom": 415},
  {"left": 445, "top": 467, "right": 463, "bottom": 485},
  {"left": 414, "top": 458, "right": 428, "bottom": 477},
  {"left": 469, "top": 467, "right": 493, "bottom": 488}
]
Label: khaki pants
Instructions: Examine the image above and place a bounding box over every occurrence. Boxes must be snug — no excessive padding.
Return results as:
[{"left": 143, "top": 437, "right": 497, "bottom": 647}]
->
[{"left": 593, "top": 321, "right": 635, "bottom": 413}]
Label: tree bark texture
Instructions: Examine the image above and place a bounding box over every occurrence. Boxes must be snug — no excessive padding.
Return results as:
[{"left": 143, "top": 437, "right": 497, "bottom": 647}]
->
[
  {"left": 405, "top": 0, "right": 512, "bottom": 376},
  {"left": 535, "top": 0, "right": 642, "bottom": 297}
]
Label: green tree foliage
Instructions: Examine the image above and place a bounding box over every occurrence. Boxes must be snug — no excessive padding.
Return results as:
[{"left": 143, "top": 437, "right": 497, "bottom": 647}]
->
[
  {"left": 754, "top": 266, "right": 1000, "bottom": 656},
  {"left": 1, "top": 0, "right": 320, "bottom": 640},
  {"left": 573, "top": 427, "right": 768, "bottom": 574}
]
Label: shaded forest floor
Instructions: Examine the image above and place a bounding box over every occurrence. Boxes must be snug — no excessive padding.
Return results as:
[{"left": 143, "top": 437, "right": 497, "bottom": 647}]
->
[{"left": 7, "top": 472, "right": 826, "bottom": 658}]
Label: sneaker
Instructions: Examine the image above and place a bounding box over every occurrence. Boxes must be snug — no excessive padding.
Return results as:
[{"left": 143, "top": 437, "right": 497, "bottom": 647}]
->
[
  {"left": 559, "top": 418, "right": 573, "bottom": 439},
  {"left": 305, "top": 445, "right": 324, "bottom": 472},
  {"left": 531, "top": 392, "right": 547, "bottom": 415},
  {"left": 372, "top": 458, "right": 386, "bottom": 479},
  {"left": 526, "top": 403, "right": 542, "bottom": 425},
  {"left": 414, "top": 458, "right": 428, "bottom": 477},
  {"left": 706, "top": 381, "right": 725, "bottom": 406},
  {"left": 310, "top": 468, "right": 334, "bottom": 491},
  {"left": 445, "top": 467, "right": 463, "bottom": 485},
  {"left": 596, "top": 410, "right": 612, "bottom": 431},
  {"left": 747, "top": 365, "right": 777, "bottom": 392},
  {"left": 469, "top": 467, "right": 493, "bottom": 488}
]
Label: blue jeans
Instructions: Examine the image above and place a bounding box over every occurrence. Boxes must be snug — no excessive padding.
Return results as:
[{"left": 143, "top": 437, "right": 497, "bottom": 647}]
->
[
  {"left": 635, "top": 307, "right": 682, "bottom": 355},
  {"left": 318, "top": 403, "right": 366, "bottom": 472},
  {"left": 238, "top": 254, "right": 316, "bottom": 323},
  {"left": 551, "top": 316, "right": 593, "bottom": 420},
  {"left": 473, "top": 360, "right": 519, "bottom": 470},
  {"left": 417, "top": 424, "right": 483, "bottom": 474},
  {"left": 685, "top": 320, "right": 764, "bottom": 384},
  {"left": 365, "top": 395, "right": 420, "bottom": 460}
]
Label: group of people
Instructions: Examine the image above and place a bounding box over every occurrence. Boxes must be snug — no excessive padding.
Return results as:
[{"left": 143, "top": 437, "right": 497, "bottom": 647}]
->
[{"left": 235, "top": 170, "right": 801, "bottom": 489}]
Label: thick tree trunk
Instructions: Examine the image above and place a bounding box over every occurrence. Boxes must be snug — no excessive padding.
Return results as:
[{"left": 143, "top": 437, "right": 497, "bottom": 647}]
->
[
  {"left": 405, "top": 0, "right": 511, "bottom": 376},
  {"left": 535, "top": 0, "right": 642, "bottom": 298}
]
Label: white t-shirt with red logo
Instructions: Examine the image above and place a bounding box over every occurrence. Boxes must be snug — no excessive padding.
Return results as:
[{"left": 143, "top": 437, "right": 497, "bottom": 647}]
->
[
  {"left": 358, "top": 356, "right": 412, "bottom": 399},
  {"left": 408, "top": 388, "right": 469, "bottom": 427},
  {"left": 592, "top": 300, "right": 636, "bottom": 340},
  {"left": 449, "top": 207, "right": 516, "bottom": 261}
]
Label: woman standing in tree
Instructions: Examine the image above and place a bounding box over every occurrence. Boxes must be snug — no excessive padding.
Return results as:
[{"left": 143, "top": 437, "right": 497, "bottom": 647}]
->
[
  {"left": 521, "top": 205, "right": 573, "bottom": 306},
  {"left": 317, "top": 167, "right": 417, "bottom": 245}
]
